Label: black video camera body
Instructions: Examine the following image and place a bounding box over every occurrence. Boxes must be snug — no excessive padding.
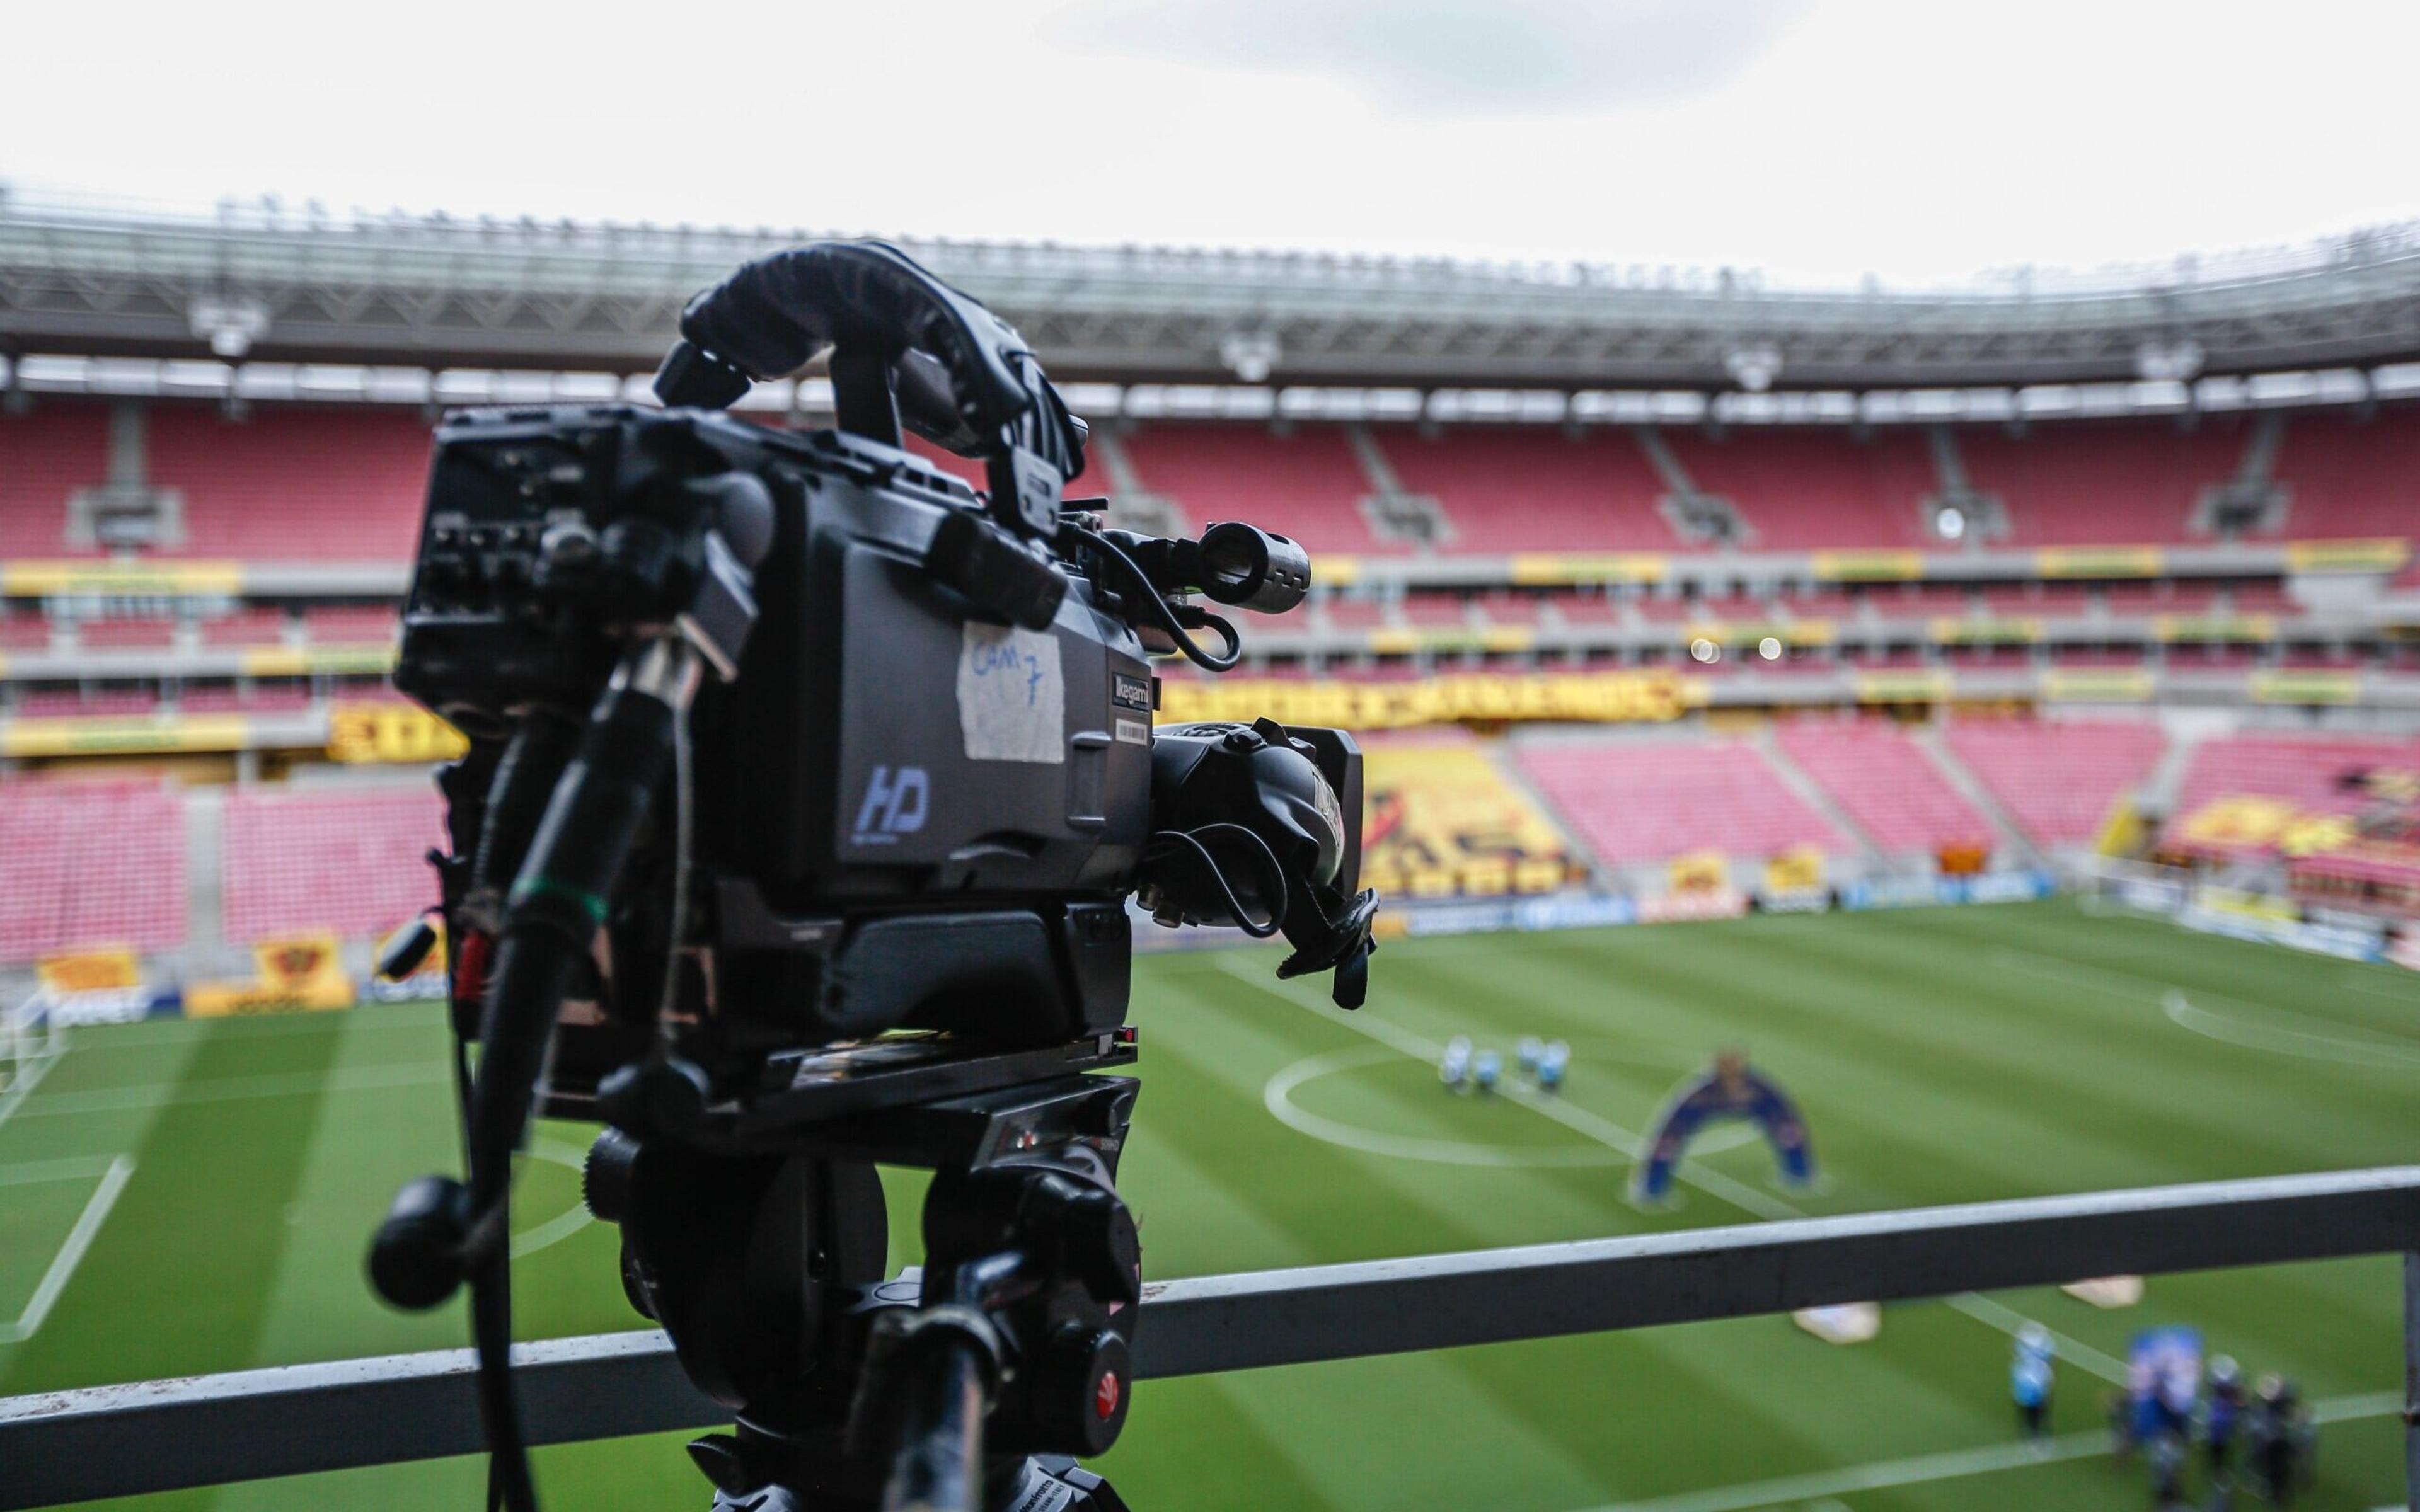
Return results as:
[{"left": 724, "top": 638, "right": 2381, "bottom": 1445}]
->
[{"left": 391, "top": 243, "right": 1376, "bottom": 1135}]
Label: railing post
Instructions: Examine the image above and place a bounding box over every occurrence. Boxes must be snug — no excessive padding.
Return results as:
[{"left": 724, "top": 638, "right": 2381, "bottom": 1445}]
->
[{"left": 2406, "top": 1251, "right": 2418, "bottom": 1511}]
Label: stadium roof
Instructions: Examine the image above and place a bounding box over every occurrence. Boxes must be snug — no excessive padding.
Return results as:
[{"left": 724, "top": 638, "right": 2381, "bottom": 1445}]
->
[{"left": 8, "top": 188, "right": 2420, "bottom": 392}]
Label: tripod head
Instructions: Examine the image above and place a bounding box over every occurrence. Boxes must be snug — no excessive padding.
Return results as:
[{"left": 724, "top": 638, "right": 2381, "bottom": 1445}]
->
[{"left": 585, "top": 1065, "right": 1144, "bottom": 1512}]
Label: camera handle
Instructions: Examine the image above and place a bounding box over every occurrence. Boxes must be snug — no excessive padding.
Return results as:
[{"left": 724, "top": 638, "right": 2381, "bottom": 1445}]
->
[{"left": 653, "top": 241, "right": 1086, "bottom": 542}]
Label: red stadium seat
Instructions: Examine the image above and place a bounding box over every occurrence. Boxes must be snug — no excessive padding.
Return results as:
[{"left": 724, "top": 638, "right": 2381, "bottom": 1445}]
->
[
  {"left": 1516, "top": 738, "right": 1850, "bottom": 864},
  {"left": 0, "top": 781, "right": 186, "bottom": 961},
  {"left": 220, "top": 788, "right": 443, "bottom": 941},
  {"left": 1371, "top": 425, "right": 1680, "bottom": 552},
  {"left": 1774, "top": 720, "right": 1996, "bottom": 853},
  {"left": 1117, "top": 422, "right": 1402, "bottom": 556},
  {"left": 1657, "top": 429, "right": 1938, "bottom": 549},
  {"left": 1956, "top": 418, "right": 2247, "bottom": 546},
  {"left": 1943, "top": 719, "right": 2168, "bottom": 845}
]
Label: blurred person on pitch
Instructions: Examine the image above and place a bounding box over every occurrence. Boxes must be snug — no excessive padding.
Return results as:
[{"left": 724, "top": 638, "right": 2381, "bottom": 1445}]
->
[
  {"left": 2010, "top": 1322, "right": 2055, "bottom": 1441},
  {"left": 2248, "top": 1374, "right": 2313, "bottom": 1506},
  {"left": 2202, "top": 1356, "right": 2245, "bottom": 1485}
]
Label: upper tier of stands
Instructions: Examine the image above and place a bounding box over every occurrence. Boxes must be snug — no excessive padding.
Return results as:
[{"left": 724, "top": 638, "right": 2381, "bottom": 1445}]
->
[
  {"left": 1371, "top": 425, "right": 1674, "bottom": 552},
  {"left": 1661, "top": 428, "right": 1940, "bottom": 549},
  {"left": 1773, "top": 720, "right": 1995, "bottom": 852},
  {"left": 1, "top": 400, "right": 2411, "bottom": 562},
  {"left": 1957, "top": 418, "right": 2250, "bottom": 546},
  {"left": 1515, "top": 737, "right": 1848, "bottom": 864},
  {"left": 1, "top": 403, "right": 427, "bottom": 561},
  {"left": 1943, "top": 719, "right": 2169, "bottom": 845}
]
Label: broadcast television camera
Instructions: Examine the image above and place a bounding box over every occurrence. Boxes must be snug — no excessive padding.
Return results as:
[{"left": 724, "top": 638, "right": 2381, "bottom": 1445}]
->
[{"left": 367, "top": 241, "right": 1378, "bottom": 1512}]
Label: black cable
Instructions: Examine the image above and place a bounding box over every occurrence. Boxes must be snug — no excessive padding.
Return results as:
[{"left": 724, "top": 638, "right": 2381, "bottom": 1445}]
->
[
  {"left": 1146, "top": 823, "right": 1288, "bottom": 937},
  {"left": 1059, "top": 525, "right": 1243, "bottom": 672}
]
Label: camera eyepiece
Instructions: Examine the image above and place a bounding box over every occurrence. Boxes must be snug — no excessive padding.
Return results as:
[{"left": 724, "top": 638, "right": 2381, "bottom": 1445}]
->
[{"left": 1195, "top": 523, "right": 1311, "bottom": 614}]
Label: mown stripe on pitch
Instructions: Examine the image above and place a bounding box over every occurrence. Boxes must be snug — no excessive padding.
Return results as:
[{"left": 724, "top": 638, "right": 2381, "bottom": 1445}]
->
[
  {"left": 1719, "top": 925, "right": 2331, "bottom": 1179},
  {"left": 1872, "top": 908, "right": 2418, "bottom": 1153},
  {"left": 0, "top": 1016, "right": 347, "bottom": 1395}
]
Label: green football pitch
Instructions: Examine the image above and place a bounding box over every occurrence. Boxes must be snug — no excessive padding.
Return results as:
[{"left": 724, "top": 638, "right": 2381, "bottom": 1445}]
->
[{"left": 4, "top": 898, "right": 2414, "bottom": 1512}]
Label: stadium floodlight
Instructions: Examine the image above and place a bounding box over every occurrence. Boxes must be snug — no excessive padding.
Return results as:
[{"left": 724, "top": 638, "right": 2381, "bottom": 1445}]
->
[
  {"left": 187, "top": 297, "right": 272, "bottom": 359},
  {"left": 1218, "top": 330, "right": 1283, "bottom": 383},
  {"left": 2134, "top": 338, "right": 2206, "bottom": 384},
  {"left": 1724, "top": 345, "right": 1783, "bottom": 393}
]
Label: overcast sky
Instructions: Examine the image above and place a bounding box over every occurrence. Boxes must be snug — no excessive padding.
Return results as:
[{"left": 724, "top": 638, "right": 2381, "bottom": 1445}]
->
[{"left": 8, "top": 1, "right": 2412, "bottom": 287}]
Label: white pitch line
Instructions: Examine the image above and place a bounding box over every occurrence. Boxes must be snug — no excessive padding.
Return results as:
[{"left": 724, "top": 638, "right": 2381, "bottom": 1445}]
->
[
  {"left": 22, "top": 1014, "right": 437, "bottom": 1053},
  {"left": 1208, "top": 953, "right": 2130, "bottom": 1383},
  {"left": 2, "top": 1155, "right": 135, "bottom": 1344},
  {"left": 1580, "top": 1389, "right": 2402, "bottom": 1512},
  {"left": 0, "top": 1154, "right": 118, "bottom": 1188},
  {"left": 1261, "top": 1044, "right": 1758, "bottom": 1169},
  {"left": 9, "top": 1060, "right": 450, "bottom": 1120},
  {"left": 509, "top": 1138, "right": 598, "bottom": 1260},
  {"left": 1989, "top": 946, "right": 2420, "bottom": 1072},
  {"left": 2164, "top": 990, "right": 2420, "bottom": 1070}
]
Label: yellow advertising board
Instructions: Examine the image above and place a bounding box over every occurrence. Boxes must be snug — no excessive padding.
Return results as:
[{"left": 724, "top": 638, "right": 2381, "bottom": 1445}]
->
[
  {"left": 1764, "top": 847, "right": 1824, "bottom": 893},
  {"left": 1365, "top": 624, "right": 1542, "bottom": 656},
  {"left": 327, "top": 702, "right": 471, "bottom": 764},
  {"left": 2043, "top": 668, "right": 2157, "bottom": 702},
  {"left": 35, "top": 949, "right": 144, "bottom": 995},
  {"left": 1668, "top": 850, "right": 1729, "bottom": 895},
  {"left": 1359, "top": 743, "right": 1578, "bottom": 898},
  {"left": 2284, "top": 538, "right": 2409, "bottom": 573},
  {"left": 242, "top": 644, "right": 399, "bottom": 677},
  {"left": 0, "top": 713, "right": 253, "bottom": 758},
  {"left": 1310, "top": 556, "right": 1360, "bottom": 587},
  {"left": 1852, "top": 670, "right": 1952, "bottom": 704},
  {"left": 2247, "top": 668, "right": 2361, "bottom": 706},
  {"left": 1930, "top": 617, "right": 2041, "bottom": 645},
  {"left": 1158, "top": 671, "right": 1703, "bottom": 730},
  {"left": 0, "top": 560, "right": 246, "bottom": 596},
  {"left": 1685, "top": 620, "right": 1836, "bottom": 648},
  {"left": 185, "top": 934, "right": 357, "bottom": 1017},
  {"left": 2155, "top": 615, "right": 2274, "bottom": 643},
  {"left": 2035, "top": 546, "right": 2164, "bottom": 579},
  {"left": 1809, "top": 550, "right": 1923, "bottom": 582},
  {"left": 1507, "top": 553, "right": 1668, "bottom": 586}
]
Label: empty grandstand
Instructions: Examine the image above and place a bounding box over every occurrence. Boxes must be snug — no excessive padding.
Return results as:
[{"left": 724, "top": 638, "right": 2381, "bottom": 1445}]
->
[{"left": 0, "top": 188, "right": 2416, "bottom": 975}]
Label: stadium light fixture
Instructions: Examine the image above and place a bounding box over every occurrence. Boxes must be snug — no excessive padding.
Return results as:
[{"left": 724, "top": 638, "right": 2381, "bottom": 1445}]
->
[
  {"left": 1724, "top": 345, "right": 1783, "bottom": 392},
  {"left": 1218, "top": 331, "right": 1282, "bottom": 384},
  {"left": 187, "top": 297, "right": 271, "bottom": 360},
  {"left": 1758, "top": 637, "right": 1783, "bottom": 660}
]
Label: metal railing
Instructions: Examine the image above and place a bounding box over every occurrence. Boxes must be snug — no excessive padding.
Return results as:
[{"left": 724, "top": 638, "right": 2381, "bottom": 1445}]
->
[{"left": 3, "top": 1166, "right": 2415, "bottom": 1509}]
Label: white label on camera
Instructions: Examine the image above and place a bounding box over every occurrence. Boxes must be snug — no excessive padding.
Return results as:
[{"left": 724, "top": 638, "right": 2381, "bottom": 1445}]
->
[
  {"left": 957, "top": 622, "right": 1064, "bottom": 764},
  {"left": 1115, "top": 717, "right": 1151, "bottom": 746}
]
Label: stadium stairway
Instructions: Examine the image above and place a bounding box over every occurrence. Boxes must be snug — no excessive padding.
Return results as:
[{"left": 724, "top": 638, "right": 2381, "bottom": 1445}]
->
[
  {"left": 1486, "top": 736, "right": 1608, "bottom": 879},
  {"left": 2138, "top": 714, "right": 2223, "bottom": 822},
  {"left": 1749, "top": 728, "right": 1885, "bottom": 862},
  {"left": 1906, "top": 725, "right": 2040, "bottom": 863},
  {"left": 186, "top": 785, "right": 224, "bottom": 949}
]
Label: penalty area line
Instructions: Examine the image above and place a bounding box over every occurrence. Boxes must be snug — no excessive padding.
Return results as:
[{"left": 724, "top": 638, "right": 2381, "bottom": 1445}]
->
[{"left": 1, "top": 1155, "right": 135, "bottom": 1344}]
